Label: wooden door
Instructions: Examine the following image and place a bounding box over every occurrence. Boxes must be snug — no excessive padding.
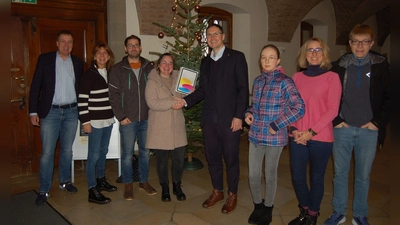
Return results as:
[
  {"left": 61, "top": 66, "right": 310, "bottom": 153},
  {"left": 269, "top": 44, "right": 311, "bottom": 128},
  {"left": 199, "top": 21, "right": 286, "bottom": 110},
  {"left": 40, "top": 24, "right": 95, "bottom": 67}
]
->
[
  {"left": 11, "top": 16, "right": 32, "bottom": 177},
  {"left": 11, "top": 16, "right": 95, "bottom": 177}
]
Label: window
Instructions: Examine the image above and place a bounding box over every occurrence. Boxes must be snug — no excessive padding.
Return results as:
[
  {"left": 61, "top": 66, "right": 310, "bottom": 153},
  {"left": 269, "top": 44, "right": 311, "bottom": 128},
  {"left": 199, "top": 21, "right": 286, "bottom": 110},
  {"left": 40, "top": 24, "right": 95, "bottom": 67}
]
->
[{"left": 199, "top": 6, "right": 232, "bottom": 54}]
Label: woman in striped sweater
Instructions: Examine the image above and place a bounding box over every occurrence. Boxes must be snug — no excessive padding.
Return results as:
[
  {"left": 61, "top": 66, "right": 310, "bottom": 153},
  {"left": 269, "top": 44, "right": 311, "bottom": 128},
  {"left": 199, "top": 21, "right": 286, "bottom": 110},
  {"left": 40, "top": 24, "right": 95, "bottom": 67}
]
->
[{"left": 78, "top": 43, "right": 117, "bottom": 204}]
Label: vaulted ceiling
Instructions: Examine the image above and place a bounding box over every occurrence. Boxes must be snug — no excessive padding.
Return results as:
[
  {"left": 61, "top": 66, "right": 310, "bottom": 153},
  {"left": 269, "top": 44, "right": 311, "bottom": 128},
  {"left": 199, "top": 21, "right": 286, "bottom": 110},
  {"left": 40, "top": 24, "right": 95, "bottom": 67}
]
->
[
  {"left": 265, "top": 0, "right": 390, "bottom": 46},
  {"left": 136, "top": 0, "right": 390, "bottom": 46}
]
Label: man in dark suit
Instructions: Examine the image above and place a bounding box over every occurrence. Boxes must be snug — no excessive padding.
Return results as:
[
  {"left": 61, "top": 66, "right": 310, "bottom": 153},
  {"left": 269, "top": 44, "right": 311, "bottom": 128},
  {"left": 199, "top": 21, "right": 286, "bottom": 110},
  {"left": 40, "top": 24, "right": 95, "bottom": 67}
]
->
[
  {"left": 183, "top": 24, "right": 249, "bottom": 214},
  {"left": 29, "top": 30, "right": 83, "bottom": 205}
]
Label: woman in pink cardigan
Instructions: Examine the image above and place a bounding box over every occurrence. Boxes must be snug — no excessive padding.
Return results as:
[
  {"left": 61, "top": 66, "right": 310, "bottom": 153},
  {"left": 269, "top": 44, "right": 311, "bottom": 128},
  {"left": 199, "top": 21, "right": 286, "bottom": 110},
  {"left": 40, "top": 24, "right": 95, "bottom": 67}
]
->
[{"left": 288, "top": 37, "right": 342, "bottom": 225}]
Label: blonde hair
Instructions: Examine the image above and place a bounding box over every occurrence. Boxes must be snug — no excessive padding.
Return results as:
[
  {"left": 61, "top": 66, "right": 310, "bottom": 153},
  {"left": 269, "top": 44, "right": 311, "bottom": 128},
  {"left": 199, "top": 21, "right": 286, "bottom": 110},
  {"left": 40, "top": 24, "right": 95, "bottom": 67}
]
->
[{"left": 297, "top": 37, "right": 330, "bottom": 69}]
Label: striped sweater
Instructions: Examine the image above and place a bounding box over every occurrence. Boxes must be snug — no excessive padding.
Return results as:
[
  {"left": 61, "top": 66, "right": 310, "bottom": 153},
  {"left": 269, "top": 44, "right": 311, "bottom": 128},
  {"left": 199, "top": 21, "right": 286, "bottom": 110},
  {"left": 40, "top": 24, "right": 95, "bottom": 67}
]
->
[{"left": 78, "top": 64, "right": 114, "bottom": 125}]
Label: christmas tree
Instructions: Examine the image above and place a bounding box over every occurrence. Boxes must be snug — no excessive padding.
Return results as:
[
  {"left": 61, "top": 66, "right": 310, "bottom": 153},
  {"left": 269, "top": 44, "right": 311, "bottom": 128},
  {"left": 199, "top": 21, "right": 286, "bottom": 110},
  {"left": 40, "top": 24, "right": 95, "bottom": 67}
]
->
[{"left": 150, "top": 0, "right": 210, "bottom": 166}]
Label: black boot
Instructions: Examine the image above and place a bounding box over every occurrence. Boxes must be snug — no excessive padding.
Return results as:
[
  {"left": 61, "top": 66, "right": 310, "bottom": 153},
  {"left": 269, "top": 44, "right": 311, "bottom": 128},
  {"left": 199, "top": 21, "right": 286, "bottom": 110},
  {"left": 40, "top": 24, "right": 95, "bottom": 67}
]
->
[
  {"left": 172, "top": 181, "right": 186, "bottom": 201},
  {"left": 256, "top": 204, "right": 273, "bottom": 225},
  {"left": 96, "top": 177, "right": 117, "bottom": 192},
  {"left": 304, "top": 212, "right": 319, "bottom": 225},
  {"left": 161, "top": 183, "right": 171, "bottom": 202},
  {"left": 88, "top": 187, "right": 111, "bottom": 204},
  {"left": 288, "top": 206, "right": 308, "bottom": 225},
  {"left": 248, "top": 199, "right": 264, "bottom": 224}
]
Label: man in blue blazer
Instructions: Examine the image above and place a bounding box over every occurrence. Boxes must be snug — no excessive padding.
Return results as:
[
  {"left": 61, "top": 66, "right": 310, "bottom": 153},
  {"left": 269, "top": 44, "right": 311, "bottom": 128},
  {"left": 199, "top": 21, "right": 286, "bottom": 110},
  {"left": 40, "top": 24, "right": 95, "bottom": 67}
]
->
[
  {"left": 183, "top": 24, "right": 249, "bottom": 214},
  {"left": 29, "top": 30, "right": 83, "bottom": 205}
]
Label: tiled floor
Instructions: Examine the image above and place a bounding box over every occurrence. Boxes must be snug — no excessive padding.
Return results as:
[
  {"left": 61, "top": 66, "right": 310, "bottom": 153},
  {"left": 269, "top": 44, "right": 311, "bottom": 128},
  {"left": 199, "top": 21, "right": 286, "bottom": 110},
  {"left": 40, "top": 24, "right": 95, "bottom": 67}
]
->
[{"left": 12, "top": 130, "right": 390, "bottom": 225}]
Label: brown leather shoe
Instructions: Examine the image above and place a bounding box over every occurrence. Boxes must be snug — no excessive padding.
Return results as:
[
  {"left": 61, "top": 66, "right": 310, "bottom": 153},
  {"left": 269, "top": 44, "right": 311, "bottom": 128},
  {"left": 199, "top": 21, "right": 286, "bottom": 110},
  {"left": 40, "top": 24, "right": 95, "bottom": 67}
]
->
[
  {"left": 139, "top": 182, "right": 157, "bottom": 195},
  {"left": 221, "top": 192, "right": 237, "bottom": 214},
  {"left": 124, "top": 183, "right": 134, "bottom": 200},
  {"left": 202, "top": 189, "right": 224, "bottom": 208}
]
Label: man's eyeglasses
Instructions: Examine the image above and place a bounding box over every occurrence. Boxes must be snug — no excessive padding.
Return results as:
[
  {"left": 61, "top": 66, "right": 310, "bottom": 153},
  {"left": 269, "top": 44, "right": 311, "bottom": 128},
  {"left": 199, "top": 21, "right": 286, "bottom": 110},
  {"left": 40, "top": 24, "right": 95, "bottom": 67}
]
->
[
  {"left": 307, "top": 48, "right": 323, "bottom": 54},
  {"left": 126, "top": 44, "right": 140, "bottom": 49},
  {"left": 206, "top": 32, "right": 222, "bottom": 38},
  {"left": 261, "top": 56, "right": 278, "bottom": 61},
  {"left": 350, "top": 40, "right": 372, "bottom": 46}
]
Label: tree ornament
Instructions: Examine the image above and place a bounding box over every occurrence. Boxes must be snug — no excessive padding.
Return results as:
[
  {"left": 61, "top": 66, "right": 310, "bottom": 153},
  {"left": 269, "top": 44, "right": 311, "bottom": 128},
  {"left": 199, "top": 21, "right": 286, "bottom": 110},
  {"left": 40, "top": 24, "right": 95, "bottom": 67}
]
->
[
  {"left": 158, "top": 31, "right": 164, "bottom": 39},
  {"left": 172, "top": 6, "right": 177, "bottom": 12},
  {"left": 195, "top": 4, "right": 200, "bottom": 12}
]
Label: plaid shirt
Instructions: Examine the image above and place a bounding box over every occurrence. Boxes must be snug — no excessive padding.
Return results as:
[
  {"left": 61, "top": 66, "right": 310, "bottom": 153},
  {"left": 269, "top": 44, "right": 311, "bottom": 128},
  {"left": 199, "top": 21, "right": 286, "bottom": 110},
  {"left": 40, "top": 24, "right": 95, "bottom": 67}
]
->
[{"left": 246, "top": 69, "right": 305, "bottom": 146}]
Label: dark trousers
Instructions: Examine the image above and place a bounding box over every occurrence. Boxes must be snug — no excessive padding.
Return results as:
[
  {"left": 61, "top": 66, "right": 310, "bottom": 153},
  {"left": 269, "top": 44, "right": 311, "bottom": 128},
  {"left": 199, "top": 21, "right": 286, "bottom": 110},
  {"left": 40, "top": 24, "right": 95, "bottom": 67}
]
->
[
  {"left": 289, "top": 137, "right": 332, "bottom": 211},
  {"left": 202, "top": 111, "right": 241, "bottom": 194},
  {"left": 155, "top": 146, "right": 185, "bottom": 184}
]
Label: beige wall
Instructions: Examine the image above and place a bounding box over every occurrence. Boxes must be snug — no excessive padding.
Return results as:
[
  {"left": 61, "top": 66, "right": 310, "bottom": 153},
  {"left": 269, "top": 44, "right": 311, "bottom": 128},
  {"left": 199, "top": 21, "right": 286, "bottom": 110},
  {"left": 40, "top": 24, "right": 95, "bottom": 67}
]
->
[
  {"left": 108, "top": 0, "right": 127, "bottom": 62},
  {"left": 108, "top": 0, "right": 390, "bottom": 86}
]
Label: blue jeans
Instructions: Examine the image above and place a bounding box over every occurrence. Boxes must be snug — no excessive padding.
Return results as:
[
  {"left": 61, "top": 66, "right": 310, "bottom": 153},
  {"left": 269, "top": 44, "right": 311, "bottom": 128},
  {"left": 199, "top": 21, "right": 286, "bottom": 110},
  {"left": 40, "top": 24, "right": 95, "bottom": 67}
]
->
[
  {"left": 39, "top": 106, "right": 78, "bottom": 193},
  {"left": 332, "top": 125, "right": 378, "bottom": 217},
  {"left": 86, "top": 124, "right": 113, "bottom": 189},
  {"left": 120, "top": 120, "right": 150, "bottom": 184},
  {"left": 290, "top": 138, "right": 332, "bottom": 212}
]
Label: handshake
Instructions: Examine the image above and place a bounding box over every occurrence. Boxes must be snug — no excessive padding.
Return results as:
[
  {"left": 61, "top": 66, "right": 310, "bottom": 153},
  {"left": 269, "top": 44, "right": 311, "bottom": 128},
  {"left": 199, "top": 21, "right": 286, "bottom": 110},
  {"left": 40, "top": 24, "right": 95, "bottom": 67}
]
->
[{"left": 171, "top": 97, "right": 186, "bottom": 110}]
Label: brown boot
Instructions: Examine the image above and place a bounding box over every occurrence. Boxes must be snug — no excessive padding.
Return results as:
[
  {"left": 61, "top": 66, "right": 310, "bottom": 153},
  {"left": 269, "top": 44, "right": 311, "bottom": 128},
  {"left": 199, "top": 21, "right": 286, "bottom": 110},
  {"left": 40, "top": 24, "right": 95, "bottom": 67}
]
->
[
  {"left": 124, "top": 183, "right": 133, "bottom": 200},
  {"left": 202, "top": 189, "right": 224, "bottom": 208},
  {"left": 221, "top": 192, "right": 237, "bottom": 214},
  {"left": 139, "top": 182, "right": 157, "bottom": 195}
]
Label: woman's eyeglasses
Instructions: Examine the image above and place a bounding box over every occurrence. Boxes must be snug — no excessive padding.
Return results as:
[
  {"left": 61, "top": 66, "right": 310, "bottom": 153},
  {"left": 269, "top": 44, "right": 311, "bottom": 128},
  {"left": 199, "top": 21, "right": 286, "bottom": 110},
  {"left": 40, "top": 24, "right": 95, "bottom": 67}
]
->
[{"left": 307, "top": 48, "right": 323, "bottom": 54}]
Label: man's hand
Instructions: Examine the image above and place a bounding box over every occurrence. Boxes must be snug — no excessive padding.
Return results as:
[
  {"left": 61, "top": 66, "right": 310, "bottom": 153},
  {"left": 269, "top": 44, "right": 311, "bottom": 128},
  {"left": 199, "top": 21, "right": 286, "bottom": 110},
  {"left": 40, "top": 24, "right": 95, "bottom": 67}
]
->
[
  {"left": 361, "top": 122, "right": 378, "bottom": 130},
  {"left": 231, "top": 118, "right": 243, "bottom": 132},
  {"left": 334, "top": 121, "right": 349, "bottom": 128},
  {"left": 30, "top": 115, "right": 40, "bottom": 126},
  {"left": 120, "top": 118, "right": 132, "bottom": 125}
]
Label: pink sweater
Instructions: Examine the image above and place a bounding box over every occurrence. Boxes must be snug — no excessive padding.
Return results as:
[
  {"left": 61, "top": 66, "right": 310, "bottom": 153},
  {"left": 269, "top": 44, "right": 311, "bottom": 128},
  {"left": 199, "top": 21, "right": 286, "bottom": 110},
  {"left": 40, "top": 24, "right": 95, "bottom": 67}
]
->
[{"left": 291, "top": 71, "right": 342, "bottom": 142}]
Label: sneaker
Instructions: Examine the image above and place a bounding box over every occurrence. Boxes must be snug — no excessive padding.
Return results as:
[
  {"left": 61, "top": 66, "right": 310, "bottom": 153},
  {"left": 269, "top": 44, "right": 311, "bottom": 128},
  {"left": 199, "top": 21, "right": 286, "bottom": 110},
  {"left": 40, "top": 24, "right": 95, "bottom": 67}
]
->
[
  {"left": 352, "top": 216, "right": 369, "bottom": 225},
  {"left": 324, "top": 212, "right": 346, "bottom": 225},
  {"left": 35, "top": 192, "right": 49, "bottom": 205},
  {"left": 59, "top": 182, "right": 78, "bottom": 193},
  {"left": 139, "top": 182, "right": 157, "bottom": 195}
]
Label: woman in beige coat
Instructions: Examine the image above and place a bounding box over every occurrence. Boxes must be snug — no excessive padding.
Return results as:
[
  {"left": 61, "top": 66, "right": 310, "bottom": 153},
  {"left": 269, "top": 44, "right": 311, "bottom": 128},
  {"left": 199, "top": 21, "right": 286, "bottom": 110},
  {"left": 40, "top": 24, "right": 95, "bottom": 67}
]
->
[{"left": 145, "top": 53, "right": 187, "bottom": 202}]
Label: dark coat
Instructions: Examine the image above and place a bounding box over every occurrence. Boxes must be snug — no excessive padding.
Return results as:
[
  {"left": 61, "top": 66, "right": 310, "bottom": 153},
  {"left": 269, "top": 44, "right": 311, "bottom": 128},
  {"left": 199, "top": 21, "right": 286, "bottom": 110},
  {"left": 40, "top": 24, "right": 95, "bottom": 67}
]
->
[
  {"left": 331, "top": 51, "right": 390, "bottom": 146},
  {"left": 108, "top": 56, "right": 153, "bottom": 122},
  {"left": 184, "top": 47, "right": 249, "bottom": 128},
  {"left": 29, "top": 51, "right": 83, "bottom": 118}
]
